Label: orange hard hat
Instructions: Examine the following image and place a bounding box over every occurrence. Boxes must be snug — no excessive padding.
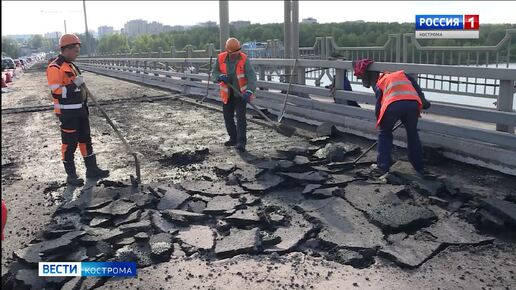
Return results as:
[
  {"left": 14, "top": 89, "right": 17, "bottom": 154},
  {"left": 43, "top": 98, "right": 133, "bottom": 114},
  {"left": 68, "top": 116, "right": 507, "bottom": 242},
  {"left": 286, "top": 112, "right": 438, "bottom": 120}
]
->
[
  {"left": 59, "top": 34, "right": 81, "bottom": 48},
  {"left": 225, "top": 37, "right": 241, "bottom": 53}
]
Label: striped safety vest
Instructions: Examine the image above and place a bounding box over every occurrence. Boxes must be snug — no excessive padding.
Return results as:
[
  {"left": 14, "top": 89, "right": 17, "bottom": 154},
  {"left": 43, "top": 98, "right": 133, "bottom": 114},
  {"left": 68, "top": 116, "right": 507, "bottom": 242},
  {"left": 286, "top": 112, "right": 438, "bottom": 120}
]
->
[
  {"left": 217, "top": 51, "right": 248, "bottom": 104},
  {"left": 376, "top": 70, "right": 422, "bottom": 126},
  {"left": 46, "top": 55, "right": 85, "bottom": 116}
]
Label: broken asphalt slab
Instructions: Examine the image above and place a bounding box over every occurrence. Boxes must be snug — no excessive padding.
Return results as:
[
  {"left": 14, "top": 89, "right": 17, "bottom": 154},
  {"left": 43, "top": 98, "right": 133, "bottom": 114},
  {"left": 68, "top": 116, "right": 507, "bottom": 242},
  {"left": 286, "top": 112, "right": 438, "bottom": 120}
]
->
[
  {"left": 313, "top": 143, "right": 359, "bottom": 163},
  {"left": 177, "top": 225, "right": 214, "bottom": 251},
  {"left": 379, "top": 234, "right": 443, "bottom": 268},
  {"left": 297, "top": 198, "right": 384, "bottom": 250},
  {"left": 389, "top": 161, "right": 446, "bottom": 196},
  {"left": 225, "top": 208, "right": 262, "bottom": 226},
  {"left": 330, "top": 248, "right": 373, "bottom": 269},
  {"left": 215, "top": 228, "right": 260, "bottom": 258},
  {"left": 265, "top": 208, "right": 315, "bottom": 253},
  {"left": 57, "top": 187, "right": 121, "bottom": 213},
  {"left": 324, "top": 174, "right": 357, "bottom": 186},
  {"left": 240, "top": 171, "right": 284, "bottom": 192},
  {"left": 14, "top": 231, "right": 86, "bottom": 264},
  {"left": 344, "top": 181, "right": 437, "bottom": 233},
  {"left": 203, "top": 195, "right": 260, "bottom": 215},
  {"left": 85, "top": 199, "right": 138, "bottom": 217},
  {"left": 278, "top": 171, "right": 329, "bottom": 183},
  {"left": 162, "top": 209, "right": 206, "bottom": 224},
  {"left": 154, "top": 187, "right": 191, "bottom": 211},
  {"left": 367, "top": 204, "right": 437, "bottom": 234},
  {"left": 481, "top": 197, "right": 516, "bottom": 226},
  {"left": 214, "top": 163, "right": 236, "bottom": 176},
  {"left": 424, "top": 216, "right": 495, "bottom": 245},
  {"left": 344, "top": 181, "right": 407, "bottom": 210},
  {"left": 149, "top": 233, "right": 173, "bottom": 261},
  {"left": 151, "top": 211, "right": 179, "bottom": 234},
  {"left": 306, "top": 187, "right": 342, "bottom": 199},
  {"left": 180, "top": 180, "right": 248, "bottom": 196},
  {"left": 381, "top": 216, "right": 495, "bottom": 268}
]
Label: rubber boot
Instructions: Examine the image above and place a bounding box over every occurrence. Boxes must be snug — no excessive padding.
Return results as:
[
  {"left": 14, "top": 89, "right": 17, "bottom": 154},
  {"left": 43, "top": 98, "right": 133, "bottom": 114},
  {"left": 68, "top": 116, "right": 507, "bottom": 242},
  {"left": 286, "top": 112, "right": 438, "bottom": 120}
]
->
[
  {"left": 64, "top": 161, "right": 84, "bottom": 186},
  {"left": 84, "top": 155, "right": 110, "bottom": 179},
  {"left": 236, "top": 143, "right": 246, "bottom": 152},
  {"left": 224, "top": 139, "right": 236, "bottom": 147}
]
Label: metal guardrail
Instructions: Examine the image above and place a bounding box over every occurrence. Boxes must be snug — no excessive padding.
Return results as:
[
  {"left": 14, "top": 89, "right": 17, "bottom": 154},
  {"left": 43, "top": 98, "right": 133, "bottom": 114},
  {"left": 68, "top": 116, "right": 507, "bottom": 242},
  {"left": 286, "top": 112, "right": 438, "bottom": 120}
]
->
[
  {"left": 95, "top": 29, "right": 515, "bottom": 65},
  {"left": 80, "top": 54, "right": 514, "bottom": 108},
  {"left": 76, "top": 57, "right": 516, "bottom": 175},
  {"left": 93, "top": 29, "right": 515, "bottom": 100}
]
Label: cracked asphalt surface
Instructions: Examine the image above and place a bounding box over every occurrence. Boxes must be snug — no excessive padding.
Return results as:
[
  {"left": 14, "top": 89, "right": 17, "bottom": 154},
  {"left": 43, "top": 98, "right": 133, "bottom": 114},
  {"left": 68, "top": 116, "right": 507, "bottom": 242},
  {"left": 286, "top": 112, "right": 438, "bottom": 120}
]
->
[{"left": 1, "top": 68, "right": 515, "bottom": 290}]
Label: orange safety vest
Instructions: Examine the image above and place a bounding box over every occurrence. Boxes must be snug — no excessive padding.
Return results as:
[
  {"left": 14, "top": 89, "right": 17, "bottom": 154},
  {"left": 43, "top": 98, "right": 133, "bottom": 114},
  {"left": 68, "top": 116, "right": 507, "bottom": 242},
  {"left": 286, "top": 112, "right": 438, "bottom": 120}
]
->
[
  {"left": 217, "top": 51, "right": 248, "bottom": 104},
  {"left": 376, "top": 70, "right": 422, "bottom": 127},
  {"left": 46, "top": 55, "right": 84, "bottom": 116}
]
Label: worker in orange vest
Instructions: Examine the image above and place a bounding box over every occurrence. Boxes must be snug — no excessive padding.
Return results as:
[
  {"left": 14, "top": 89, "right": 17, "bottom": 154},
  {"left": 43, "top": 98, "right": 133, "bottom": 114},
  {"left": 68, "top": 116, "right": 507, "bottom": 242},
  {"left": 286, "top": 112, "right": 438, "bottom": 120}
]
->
[
  {"left": 354, "top": 59, "right": 431, "bottom": 177},
  {"left": 46, "top": 34, "right": 109, "bottom": 186},
  {"left": 212, "top": 37, "right": 257, "bottom": 152}
]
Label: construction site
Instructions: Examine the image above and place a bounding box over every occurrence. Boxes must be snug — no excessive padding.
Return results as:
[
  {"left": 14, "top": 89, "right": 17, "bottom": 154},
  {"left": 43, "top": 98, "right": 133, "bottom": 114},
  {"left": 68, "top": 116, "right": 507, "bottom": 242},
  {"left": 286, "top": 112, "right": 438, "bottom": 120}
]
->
[{"left": 2, "top": 1, "right": 516, "bottom": 290}]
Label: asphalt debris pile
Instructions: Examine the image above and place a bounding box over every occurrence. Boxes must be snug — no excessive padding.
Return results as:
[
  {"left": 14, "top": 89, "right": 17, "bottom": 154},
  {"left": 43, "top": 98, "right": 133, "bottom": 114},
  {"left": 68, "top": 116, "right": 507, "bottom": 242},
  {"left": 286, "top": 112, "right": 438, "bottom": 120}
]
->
[
  {"left": 3, "top": 137, "right": 513, "bottom": 290},
  {"left": 158, "top": 147, "right": 210, "bottom": 167}
]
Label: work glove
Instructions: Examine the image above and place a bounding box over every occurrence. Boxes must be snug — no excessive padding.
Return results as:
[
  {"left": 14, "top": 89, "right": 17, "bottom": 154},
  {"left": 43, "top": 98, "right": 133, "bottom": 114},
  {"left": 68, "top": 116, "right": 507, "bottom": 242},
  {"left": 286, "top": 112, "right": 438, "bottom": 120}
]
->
[
  {"left": 217, "top": 74, "right": 229, "bottom": 84},
  {"left": 73, "top": 75, "right": 85, "bottom": 87},
  {"left": 242, "top": 90, "right": 254, "bottom": 103},
  {"left": 421, "top": 98, "right": 431, "bottom": 110}
]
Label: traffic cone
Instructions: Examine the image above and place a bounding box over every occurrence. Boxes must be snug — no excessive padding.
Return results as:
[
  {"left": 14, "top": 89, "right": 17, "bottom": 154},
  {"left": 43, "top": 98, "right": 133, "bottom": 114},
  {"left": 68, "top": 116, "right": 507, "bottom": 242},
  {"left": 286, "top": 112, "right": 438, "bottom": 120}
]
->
[{"left": 5, "top": 72, "right": 12, "bottom": 83}]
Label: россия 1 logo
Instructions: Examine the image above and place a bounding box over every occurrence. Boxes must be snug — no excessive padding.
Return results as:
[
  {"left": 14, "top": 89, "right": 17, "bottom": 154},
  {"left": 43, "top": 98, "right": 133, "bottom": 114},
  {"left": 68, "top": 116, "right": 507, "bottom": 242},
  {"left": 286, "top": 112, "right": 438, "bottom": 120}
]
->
[{"left": 415, "top": 15, "right": 479, "bottom": 39}]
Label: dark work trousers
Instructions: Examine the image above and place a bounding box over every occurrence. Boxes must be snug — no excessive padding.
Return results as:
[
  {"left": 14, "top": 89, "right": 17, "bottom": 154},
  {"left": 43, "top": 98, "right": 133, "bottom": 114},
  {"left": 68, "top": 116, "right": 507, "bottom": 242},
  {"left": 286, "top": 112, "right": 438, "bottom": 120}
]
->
[
  {"left": 59, "top": 115, "right": 94, "bottom": 163},
  {"left": 377, "top": 100, "right": 423, "bottom": 173},
  {"left": 222, "top": 90, "right": 247, "bottom": 145}
]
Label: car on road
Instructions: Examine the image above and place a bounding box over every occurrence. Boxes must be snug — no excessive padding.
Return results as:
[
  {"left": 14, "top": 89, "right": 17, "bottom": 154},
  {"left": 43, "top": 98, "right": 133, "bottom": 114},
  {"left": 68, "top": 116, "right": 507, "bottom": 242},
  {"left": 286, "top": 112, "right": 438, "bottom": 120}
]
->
[{"left": 2, "top": 58, "right": 16, "bottom": 71}]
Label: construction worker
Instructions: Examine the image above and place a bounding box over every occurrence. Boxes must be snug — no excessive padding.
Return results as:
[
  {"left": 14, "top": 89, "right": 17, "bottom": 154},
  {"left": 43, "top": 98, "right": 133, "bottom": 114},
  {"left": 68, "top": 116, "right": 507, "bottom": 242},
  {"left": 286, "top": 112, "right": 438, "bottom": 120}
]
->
[
  {"left": 328, "top": 53, "right": 360, "bottom": 107},
  {"left": 212, "top": 37, "right": 257, "bottom": 152},
  {"left": 353, "top": 59, "right": 431, "bottom": 177},
  {"left": 46, "top": 34, "right": 109, "bottom": 186}
]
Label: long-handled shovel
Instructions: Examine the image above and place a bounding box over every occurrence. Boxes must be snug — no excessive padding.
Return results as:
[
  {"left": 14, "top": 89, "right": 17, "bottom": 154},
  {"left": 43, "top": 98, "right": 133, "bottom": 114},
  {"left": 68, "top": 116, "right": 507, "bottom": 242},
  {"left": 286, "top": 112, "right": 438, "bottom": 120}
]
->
[
  {"left": 81, "top": 85, "right": 142, "bottom": 187},
  {"left": 278, "top": 58, "right": 298, "bottom": 123},
  {"left": 226, "top": 82, "right": 296, "bottom": 137},
  {"left": 327, "top": 122, "right": 403, "bottom": 171}
]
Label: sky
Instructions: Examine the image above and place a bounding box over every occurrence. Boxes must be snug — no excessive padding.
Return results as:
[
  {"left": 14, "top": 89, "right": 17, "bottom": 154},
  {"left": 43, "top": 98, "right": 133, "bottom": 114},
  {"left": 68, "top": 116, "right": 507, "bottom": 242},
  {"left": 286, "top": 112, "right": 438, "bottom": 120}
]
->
[{"left": 2, "top": 0, "right": 516, "bottom": 36}]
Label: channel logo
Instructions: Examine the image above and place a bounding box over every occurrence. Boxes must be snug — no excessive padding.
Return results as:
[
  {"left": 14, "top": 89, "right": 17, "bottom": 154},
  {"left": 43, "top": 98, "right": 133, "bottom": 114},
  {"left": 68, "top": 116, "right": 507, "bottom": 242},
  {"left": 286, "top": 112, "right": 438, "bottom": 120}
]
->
[
  {"left": 415, "top": 15, "right": 479, "bottom": 39},
  {"left": 38, "top": 262, "right": 137, "bottom": 277}
]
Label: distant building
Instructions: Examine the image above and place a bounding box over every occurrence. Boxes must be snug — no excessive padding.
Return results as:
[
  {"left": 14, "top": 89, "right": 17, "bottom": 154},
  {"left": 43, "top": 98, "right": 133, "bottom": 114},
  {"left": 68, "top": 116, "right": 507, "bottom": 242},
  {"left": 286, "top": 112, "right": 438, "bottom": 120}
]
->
[
  {"left": 148, "top": 21, "right": 163, "bottom": 35},
  {"left": 44, "top": 31, "right": 62, "bottom": 40},
  {"left": 98, "top": 26, "right": 114, "bottom": 38},
  {"left": 197, "top": 21, "right": 217, "bottom": 28},
  {"left": 124, "top": 19, "right": 148, "bottom": 37},
  {"left": 230, "top": 20, "right": 251, "bottom": 30},
  {"left": 4, "top": 34, "right": 33, "bottom": 42},
  {"left": 302, "top": 17, "right": 318, "bottom": 24}
]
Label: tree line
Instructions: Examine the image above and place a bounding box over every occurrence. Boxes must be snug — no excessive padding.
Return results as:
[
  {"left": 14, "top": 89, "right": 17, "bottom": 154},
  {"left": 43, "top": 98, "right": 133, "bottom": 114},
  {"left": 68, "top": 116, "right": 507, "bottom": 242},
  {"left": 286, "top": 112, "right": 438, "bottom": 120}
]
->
[
  {"left": 2, "top": 22, "right": 515, "bottom": 60},
  {"left": 1, "top": 32, "right": 97, "bottom": 59},
  {"left": 96, "top": 22, "right": 516, "bottom": 55}
]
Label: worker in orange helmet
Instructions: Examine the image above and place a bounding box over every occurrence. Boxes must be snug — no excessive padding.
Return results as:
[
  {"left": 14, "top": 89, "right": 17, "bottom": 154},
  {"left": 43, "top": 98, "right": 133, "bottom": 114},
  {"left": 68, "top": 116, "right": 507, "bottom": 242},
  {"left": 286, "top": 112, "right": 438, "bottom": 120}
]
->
[
  {"left": 46, "top": 34, "right": 109, "bottom": 186},
  {"left": 212, "top": 37, "right": 257, "bottom": 152},
  {"left": 354, "top": 59, "right": 431, "bottom": 178}
]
